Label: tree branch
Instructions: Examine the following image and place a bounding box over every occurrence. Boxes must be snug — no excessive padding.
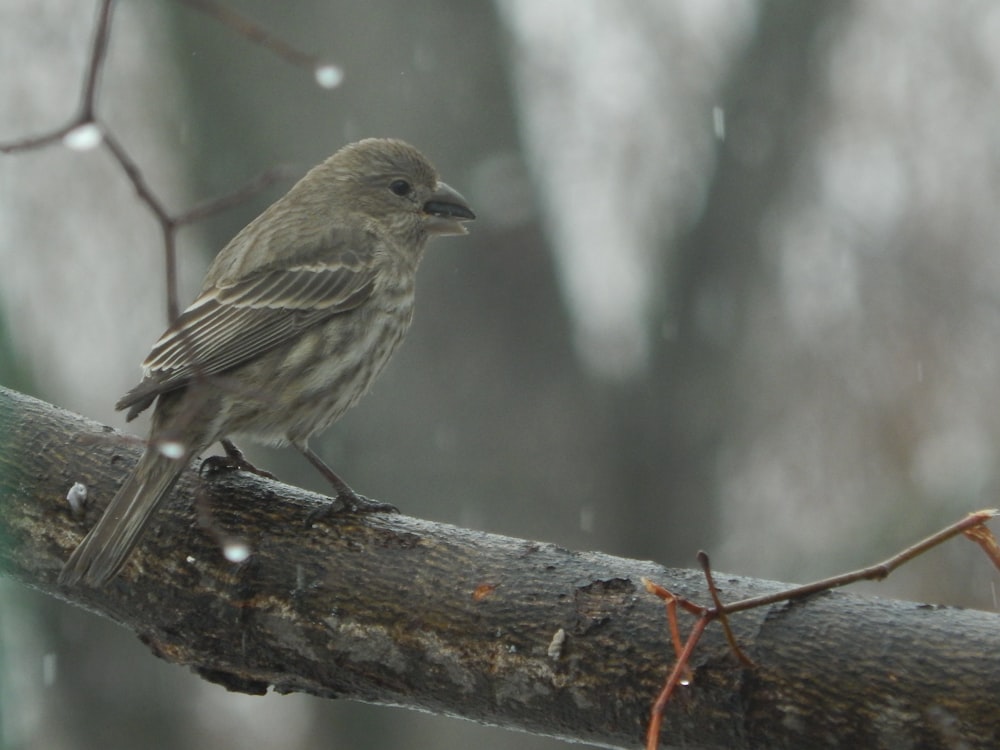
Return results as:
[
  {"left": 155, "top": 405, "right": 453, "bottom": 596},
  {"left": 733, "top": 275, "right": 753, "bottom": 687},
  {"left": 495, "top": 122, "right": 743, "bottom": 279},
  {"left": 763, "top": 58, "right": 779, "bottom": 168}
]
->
[{"left": 0, "top": 385, "right": 997, "bottom": 749}]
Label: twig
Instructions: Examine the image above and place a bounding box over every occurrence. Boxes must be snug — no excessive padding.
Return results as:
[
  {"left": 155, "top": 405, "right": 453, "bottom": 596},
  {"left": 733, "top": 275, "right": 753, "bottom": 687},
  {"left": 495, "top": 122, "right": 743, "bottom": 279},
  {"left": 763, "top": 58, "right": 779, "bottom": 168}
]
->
[
  {"left": 722, "top": 508, "right": 998, "bottom": 615},
  {"left": 0, "top": 0, "right": 114, "bottom": 154},
  {"left": 175, "top": 0, "right": 319, "bottom": 69},
  {"left": 697, "top": 551, "right": 753, "bottom": 667},
  {"left": 963, "top": 519, "right": 1000, "bottom": 569},
  {"left": 644, "top": 509, "right": 999, "bottom": 749},
  {"left": 174, "top": 165, "right": 297, "bottom": 226},
  {"left": 78, "top": 0, "right": 114, "bottom": 121},
  {"left": 644, "top": 616, "right": 709, "bottom": 750},
  {"left": 1, "top": 0, "right": 310, "bottom": 323}
]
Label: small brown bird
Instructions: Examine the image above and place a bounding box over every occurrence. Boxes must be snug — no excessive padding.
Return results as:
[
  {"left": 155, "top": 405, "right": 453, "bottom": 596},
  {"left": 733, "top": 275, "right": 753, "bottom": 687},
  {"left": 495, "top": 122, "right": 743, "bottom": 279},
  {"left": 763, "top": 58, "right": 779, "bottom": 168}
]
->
[{"left": 59, "top": 138, "right": 475, "bottom": 586}]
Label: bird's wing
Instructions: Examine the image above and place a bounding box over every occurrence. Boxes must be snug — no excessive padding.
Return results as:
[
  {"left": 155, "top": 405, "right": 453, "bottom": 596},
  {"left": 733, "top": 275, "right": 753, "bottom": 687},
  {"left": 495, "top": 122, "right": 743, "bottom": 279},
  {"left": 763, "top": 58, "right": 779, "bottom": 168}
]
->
[{"left": 116, "top": 247, "right": 375, "bottom": 418}]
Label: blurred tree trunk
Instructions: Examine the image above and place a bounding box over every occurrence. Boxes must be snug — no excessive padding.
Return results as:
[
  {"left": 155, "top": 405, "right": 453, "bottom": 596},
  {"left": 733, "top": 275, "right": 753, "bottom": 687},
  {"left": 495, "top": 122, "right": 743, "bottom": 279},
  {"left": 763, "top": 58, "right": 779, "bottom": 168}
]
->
[{"left": 650, "top": 1, "right": 855, "bottom": 564}]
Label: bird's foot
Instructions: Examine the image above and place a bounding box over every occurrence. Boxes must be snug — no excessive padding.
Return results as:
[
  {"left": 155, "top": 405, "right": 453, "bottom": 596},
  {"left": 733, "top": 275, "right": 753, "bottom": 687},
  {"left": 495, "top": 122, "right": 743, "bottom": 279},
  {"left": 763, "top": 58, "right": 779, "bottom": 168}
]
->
[
  {"left": 200, "top": 440, "right": 277, "bottom": 480},
  {"left": 305, "top": 491, "right": 398, "bottom": 526},
  {"left": 292, "top": 442, "right": 396, "bottom": 523}
]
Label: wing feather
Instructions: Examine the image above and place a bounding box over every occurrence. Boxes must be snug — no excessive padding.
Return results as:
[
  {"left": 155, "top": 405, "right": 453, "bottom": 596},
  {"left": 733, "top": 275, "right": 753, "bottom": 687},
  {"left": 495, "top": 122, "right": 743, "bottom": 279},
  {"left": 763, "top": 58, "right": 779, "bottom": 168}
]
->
[{"left": 116, "top": 252, "right": 376, "bottom": 416}]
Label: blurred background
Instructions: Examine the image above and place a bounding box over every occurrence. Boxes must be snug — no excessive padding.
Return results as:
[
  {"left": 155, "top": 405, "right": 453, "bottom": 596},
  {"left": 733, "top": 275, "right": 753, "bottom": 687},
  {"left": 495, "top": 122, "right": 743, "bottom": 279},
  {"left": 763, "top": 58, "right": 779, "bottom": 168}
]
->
[{"left": 2, "top": 0, "right": 1000, "bottom": 748}]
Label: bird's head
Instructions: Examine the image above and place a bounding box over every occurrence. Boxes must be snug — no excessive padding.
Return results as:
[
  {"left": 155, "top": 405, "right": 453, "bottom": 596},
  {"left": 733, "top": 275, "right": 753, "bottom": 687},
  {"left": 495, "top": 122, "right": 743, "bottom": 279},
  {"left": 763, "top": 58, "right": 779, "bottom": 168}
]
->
[{"left": 324, "top": 138, "right": 476, "bottom": 241}]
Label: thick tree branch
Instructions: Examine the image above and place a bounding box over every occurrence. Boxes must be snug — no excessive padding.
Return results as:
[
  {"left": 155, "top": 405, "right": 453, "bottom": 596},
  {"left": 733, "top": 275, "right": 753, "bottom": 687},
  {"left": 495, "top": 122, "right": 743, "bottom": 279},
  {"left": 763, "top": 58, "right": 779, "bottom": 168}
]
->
[{"left": 0, "top": 385, "right": 997, "bottom": 749}]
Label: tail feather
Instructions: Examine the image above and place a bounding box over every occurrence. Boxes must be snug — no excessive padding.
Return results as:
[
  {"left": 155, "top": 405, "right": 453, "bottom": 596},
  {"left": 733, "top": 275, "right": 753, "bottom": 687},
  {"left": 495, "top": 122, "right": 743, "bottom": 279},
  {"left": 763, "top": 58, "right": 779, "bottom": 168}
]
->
[{"left": 59, "top": 446, "right": 196, "bottom": 587}]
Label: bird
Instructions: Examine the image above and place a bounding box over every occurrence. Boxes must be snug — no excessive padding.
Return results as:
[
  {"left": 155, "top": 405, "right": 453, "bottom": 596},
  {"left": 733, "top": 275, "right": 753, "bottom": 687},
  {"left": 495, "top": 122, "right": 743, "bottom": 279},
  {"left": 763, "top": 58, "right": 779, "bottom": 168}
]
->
[{"left": 59, "top": 138, "right": 475, "bottom": 586}]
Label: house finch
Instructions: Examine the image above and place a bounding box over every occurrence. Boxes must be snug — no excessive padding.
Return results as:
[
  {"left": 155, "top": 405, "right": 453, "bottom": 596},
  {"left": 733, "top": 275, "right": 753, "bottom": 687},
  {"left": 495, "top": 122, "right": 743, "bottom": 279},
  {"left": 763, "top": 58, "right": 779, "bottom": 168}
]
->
[{"left": 59, "top": 138, "right": 475, "bottom": 586}]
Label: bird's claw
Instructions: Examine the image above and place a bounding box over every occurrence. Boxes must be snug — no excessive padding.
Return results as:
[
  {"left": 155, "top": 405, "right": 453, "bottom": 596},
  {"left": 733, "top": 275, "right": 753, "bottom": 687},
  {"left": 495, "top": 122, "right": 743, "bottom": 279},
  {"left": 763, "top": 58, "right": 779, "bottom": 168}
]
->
[
  {"left": 199, "top": 453, "right": 277, "bottom": 480},
  {"left": 305, "top": 492, "right": 398, "bottom": 526}
]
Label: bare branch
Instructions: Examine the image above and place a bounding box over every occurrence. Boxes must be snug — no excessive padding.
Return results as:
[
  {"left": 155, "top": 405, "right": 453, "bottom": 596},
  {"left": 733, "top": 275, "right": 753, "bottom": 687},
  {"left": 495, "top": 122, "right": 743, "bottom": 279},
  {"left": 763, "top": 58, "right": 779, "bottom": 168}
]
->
[
  {"left": 78, "top": 0, "right": 115, "bottom": 121},
  {"left": 174, "top": 165, "right": 298, "bottom": 226},
  {"left": 175, "top": 0, "right": 320, "bottom": 70},
  {"left": 0, "top": 0, "right": 114, "bottom": 154},
  {"left": 0, "top": 0, "right": 303, "bottom": 323}
]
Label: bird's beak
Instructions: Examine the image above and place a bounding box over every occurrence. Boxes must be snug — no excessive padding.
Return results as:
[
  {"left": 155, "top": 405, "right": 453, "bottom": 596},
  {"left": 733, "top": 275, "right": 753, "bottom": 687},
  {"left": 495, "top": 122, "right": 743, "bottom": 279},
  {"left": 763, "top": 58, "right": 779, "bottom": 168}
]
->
[{"left": 423, "top": 181, "right": 476, "bottom": 236}]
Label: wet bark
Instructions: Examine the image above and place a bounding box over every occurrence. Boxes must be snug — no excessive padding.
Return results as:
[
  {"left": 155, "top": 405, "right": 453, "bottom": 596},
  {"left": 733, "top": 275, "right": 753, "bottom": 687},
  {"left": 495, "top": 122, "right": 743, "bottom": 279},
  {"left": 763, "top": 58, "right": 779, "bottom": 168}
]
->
[{"left": 0, "top": 385, "right": 997, "bottom": 749}]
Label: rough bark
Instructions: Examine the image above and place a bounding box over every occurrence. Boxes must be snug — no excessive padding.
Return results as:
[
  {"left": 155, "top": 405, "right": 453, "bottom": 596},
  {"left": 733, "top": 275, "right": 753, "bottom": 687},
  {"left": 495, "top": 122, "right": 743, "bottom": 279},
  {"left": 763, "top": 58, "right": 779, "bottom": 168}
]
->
[{"left": 0, "top": 385, "right": 997, "bottom": 749}]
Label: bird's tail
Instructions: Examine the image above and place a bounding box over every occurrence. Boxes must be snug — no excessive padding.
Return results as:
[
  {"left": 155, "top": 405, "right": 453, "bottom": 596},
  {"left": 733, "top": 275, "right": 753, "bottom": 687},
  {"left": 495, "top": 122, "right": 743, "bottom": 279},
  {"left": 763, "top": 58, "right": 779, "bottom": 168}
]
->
[{"left": 59, "top": 444, "right": 197, "bottom": 587}]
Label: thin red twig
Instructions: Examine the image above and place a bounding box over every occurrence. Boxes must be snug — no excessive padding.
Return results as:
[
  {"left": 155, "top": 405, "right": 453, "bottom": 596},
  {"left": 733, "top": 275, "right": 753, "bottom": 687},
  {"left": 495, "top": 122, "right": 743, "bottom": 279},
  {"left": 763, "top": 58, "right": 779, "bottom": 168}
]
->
[
  {"left": 645, "top": 615, "right": 709, "bottom": 750},
  {"left": 644, "top": 509, "right": 999, "bottom": 749},
  {"left": 698, "top": 551, "right": 754, "bottom": 668}
]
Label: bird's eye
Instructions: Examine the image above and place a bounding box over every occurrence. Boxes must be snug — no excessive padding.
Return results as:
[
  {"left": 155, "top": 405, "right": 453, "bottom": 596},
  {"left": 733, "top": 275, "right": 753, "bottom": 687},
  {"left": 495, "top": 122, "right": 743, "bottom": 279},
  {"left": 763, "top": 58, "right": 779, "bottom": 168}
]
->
[{"left": 389, "top": 179, "right": 412, "bottom": 197}]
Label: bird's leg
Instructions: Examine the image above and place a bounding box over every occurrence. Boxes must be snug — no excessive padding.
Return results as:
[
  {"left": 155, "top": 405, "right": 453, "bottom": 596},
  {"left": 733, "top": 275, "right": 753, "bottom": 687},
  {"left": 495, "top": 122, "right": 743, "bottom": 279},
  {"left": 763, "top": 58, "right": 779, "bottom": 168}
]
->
[
  {"left": 199, "top": 439, "right": 277, "bottom": 480},
  {"left": 294, "top": 442, "right": 398, "bottom": 522},
  {"left": 220, "top": 439, "right": 277, "bottom": 478}
]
